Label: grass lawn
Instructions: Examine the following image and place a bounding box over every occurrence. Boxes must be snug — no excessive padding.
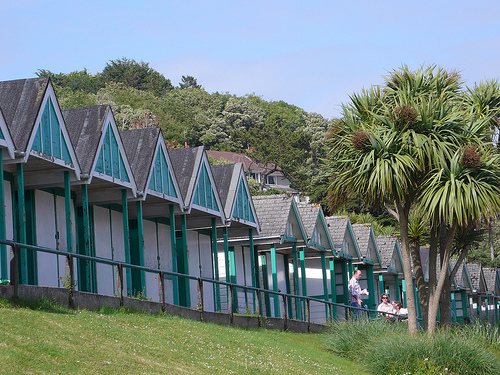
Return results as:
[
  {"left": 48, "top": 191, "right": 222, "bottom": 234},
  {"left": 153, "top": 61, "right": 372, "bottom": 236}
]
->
[{"left": 0, "top": 298, "right": 367, "bottom": 374}]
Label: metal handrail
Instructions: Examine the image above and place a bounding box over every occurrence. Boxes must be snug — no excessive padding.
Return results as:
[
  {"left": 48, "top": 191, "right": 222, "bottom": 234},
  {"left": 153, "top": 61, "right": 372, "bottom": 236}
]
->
[{"left": 0, "top": 238, "right": 418, "bottom": 324}]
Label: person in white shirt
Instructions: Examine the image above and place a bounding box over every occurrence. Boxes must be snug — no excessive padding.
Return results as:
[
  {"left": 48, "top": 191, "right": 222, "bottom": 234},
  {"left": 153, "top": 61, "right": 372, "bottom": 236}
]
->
[
  {"left": 377, "top": 293, "right": 395, "bottom": 318},
  {"left": 394, "top": 301, "right": 408, "bottom": 319},
  {"left": 348, "top": 269, "right": 363, "bottom": 316}
]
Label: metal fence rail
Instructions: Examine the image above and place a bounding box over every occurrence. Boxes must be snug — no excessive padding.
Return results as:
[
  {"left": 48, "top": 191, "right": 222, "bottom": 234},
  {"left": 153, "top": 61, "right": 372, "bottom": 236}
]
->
[{"left": 0, "top": 238, "right": 418, "bottom": 325}]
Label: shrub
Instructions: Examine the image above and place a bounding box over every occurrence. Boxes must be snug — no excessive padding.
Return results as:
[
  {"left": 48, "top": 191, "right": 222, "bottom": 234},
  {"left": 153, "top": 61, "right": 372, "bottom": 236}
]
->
[{"left": 326, "top": 319, "right": 500, "bottom": 375}]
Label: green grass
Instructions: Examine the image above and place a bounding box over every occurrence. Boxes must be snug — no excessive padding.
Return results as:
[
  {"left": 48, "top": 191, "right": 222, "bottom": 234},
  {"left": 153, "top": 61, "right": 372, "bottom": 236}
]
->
[
  {"left": 0, "top": 298, "right": 366, "bottom": 374},
  {"left": 326, "top": 319, "right": 500, "bottom": 375}
]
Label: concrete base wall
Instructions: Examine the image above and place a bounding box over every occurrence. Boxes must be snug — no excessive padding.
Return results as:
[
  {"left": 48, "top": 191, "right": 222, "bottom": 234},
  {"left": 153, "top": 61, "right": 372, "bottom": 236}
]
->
[{"left": 0, "top": 284, "right": 329, "bottom": 333}]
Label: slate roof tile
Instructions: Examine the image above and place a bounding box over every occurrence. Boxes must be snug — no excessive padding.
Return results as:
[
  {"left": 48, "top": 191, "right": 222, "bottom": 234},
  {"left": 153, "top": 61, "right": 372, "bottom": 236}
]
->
[
  {"left": 325, "top": 216, "right": 350, "bottom": 249},
  {"left": 483, "top": 267, "right": 497, "bottom": 293},
  {"left": 63, "top": 105, "right": 109, "bottom": 174},
  {"left": 120, "top": 127, "right": 160, "bottom": 192},
  {"left": 252, "top": 194, "right": 293, "bottom": 238},
  {"left": 351, "top": 223, "right": 372, "bottom": 255},
  {"left": 211, "top": 163, "right": 235, "bottom": 211},
  {"left": 296, "top": 202, "right": 319, "bottom": 240},
  {"left": 376, "top": 235, "right": 397, "bottom": 269},
  {"left": 0, "top": 77, "right": 49, "bottom": 151},
  {"left": 168, "top": 147, "right": 200, "bottom": 201},
  {"left": 467, "top": 263, "right": 482, "bottom": 291}
]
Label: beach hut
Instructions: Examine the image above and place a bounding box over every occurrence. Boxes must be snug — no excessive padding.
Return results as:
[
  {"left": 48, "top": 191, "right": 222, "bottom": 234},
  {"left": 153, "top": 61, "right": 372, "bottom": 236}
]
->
[
  {"left": 351, "top": 223, "right": 382, "bottom": 311},
  {"left": 0, "top": 78, "right": 81, "bottom": 287},
  {"left": 482, "top": 267, "right": 499, "bottom": 322},
  {"left": 375, "top": 235, "right": 404, "bottom": 305},
  {"left": 448, "top": 258, "right": 472, "bottom": 323},
  {"left": 169, "top": 146, "right": 226, "bottom": 308},
  {"left": 325, "top": 216, "right": 362, "bottom": 319},
  {"left": 121, "top": 127, "right": 184, "bottom": 303},
  {"left": 63, "top": 105, "right": 136, "bottom": 295},
  {"left": 251, "top": 194, "right": 307, "bottom": 318},
  {"left": 211, "top": 162, "right": 260, "bottom": 313},
  {"left": 466, "top": 263, "right": 488, "bottom": 319},
  {"left": 297, "top": 202, "right": 335, "bottom": 323}
]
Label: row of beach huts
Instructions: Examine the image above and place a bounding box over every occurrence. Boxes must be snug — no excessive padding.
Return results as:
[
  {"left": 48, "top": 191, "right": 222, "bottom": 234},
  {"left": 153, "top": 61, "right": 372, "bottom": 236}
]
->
[{"left": 0, "top": 77, "right": 498, "bottom": 324}]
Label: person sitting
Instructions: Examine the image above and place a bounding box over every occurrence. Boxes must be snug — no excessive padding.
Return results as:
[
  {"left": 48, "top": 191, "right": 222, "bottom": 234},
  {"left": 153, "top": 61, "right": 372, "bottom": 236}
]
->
[
  {"left": 394, "top": 301, "right": 408, "bottom": 320},
  {"left": 377, "top": 293, "right": 395, "bottom": 318}
]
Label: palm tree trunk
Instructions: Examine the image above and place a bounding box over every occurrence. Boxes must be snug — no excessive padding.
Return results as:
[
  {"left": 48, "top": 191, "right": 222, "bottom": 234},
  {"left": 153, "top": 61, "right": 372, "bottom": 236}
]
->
[
  {"left": 439, "top": 274, "right": 452, "bottom": 327},
  {"left": 397, "top": 202, "right": 418, "bottom": 335},
  {"left": 409, "top": 236, "right": 428, "bottom": 330},
  {"left": 427, "top": 226, "right": 456, "bottom": 334}
]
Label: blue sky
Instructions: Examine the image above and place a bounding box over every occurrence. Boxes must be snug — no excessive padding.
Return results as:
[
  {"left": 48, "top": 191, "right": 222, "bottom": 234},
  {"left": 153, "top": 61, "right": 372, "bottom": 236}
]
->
[{"left": 1, "top": 1, "right": 499, "bottom": 119}]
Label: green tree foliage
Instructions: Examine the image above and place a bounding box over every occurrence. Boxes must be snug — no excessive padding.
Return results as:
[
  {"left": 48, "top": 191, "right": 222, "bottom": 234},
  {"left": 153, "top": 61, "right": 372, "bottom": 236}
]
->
[
  {"left": 37, "top": 68, "right": 102, "bottom": 94},
  {"left": 100, "top": 58, "right": 173, "bottom": 96},
  {"left": 42, "top": 58, "right": 330, "bottom": 203},
  {"left": 179, "top": 75, "right": 202, "bottom": 89}
]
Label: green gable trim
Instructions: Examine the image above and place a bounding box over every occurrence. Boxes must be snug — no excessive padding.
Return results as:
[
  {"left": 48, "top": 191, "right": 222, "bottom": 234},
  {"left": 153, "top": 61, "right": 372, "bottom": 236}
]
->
[
  {"left": 148, "top": 146, "right": 177, "bottom": 198},
  {"left": 32, "top": 97, "right": 72, "bottom": 163},
  {"left": 0, "top": 126, "right": 4, "bottom": 139},
  {"left": 193, "top": 163, "right": 219, "bottom": 212},
  {"left": 233, "top": 178, "right": 255, "bottom": 223},
  {"left": 95, "top": 123, "right": 130, "bottom": 182}
]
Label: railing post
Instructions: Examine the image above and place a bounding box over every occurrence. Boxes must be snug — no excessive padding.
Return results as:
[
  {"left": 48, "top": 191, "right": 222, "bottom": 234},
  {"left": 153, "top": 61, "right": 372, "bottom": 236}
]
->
[
  {"left": 10, "top": 244, "right": 18, "bottom": 298},
  {"left": 255, "top": 288, "right": 260, "bottom": 316},
  {"left": 160, "top": 271, "right": 165, "bottom": 313},
  {"left": 282, "top": 293, "right": 287, "bottom": 331},
  {"left": 118, "top": 264, "right": 124, "bottom": 307},
  {"left": 328, "top": 303, "right": 333, "bottom": 324},
  {"left": 198, "top": 278, "right": 204, "bottom": 316},
  {"left": 305, "top": 297, "right": 310, "bottom": 328},
  {"left": 67, "top": 253, "right": 74, "bottom": 308},
  {"left": 228, "top": 284, "right": 234, "bottom": 324}
]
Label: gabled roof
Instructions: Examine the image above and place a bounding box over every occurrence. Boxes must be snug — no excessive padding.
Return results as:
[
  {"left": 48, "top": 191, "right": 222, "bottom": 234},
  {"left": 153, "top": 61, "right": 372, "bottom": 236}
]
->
[
  {"left": 211, "top": 162, "right": 259, "bottom": 231},
  {"left": 449, "top": 258, "right": 471, "bottom": 290},
  {"left": 252, "top": 194, "right": 306, "bottom": 242},
  {"left": 0, "top": 77, "right": 48, "bottom": 152},
  {"left": 0, "top": 77, "right": 80, "bottom": 174},
  {"left": 168, "top": 146, "right": 225, "bottom": 220},
  {"left": 467, "top": 263, "right": 486, "bottom": 293},
  {"left": 120, "top": 127, "right": 182, "bottom": 207},
  {"left": 351, "top": 223, "right": 382, "bottom": 266},
  {"left": 296, "top": 202, "right": 334, "bottom": 253},
  {"left": 63, "top": 105, "right": 135, "bottom": 192},
  {"left": 482, "top": 267, "right": 497, "bottom": 294},
  {"left": 376, "top": 235, "right": 403, "bottom": 273},
  {"left": 325, "top": 216, "right": 361, "bottom": 259}
]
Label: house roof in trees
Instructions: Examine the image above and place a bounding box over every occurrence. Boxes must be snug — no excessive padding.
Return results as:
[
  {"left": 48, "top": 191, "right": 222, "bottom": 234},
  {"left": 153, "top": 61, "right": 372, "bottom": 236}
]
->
[
  {"left": 168, "top": 146, "right": 225, "bottom": 223},
  {"left": 351, "top": 223, "right": 382, "bottom": 266},
  {"left": 211, "top": 163, "right": 260, "bottom": 233},
  {"left": 482, "top": 267, "right": 497, "bottom": 294},
  {"left": 296, "top": 202, "right": 334, "bottom": 253},
  {"left": 120, "top": 127, "right": 183, "bottom": 210},
  {"left": 206, "top": 150, "right": 283, "bottom": 175},
  {"left": 376, "top": 235, "right": 403, "bottom": 274},
  {"left": 252, "top": 194, "right": 306, "bottom": 244},
  {"left": 63, "top": 105, "right": 135, "bottom": 193},
  {"left": 0, "top": 77, "right": 80, "bottom": 177},
  {"left": 325, "top": 216, "right": 361, "bottom": 259}
]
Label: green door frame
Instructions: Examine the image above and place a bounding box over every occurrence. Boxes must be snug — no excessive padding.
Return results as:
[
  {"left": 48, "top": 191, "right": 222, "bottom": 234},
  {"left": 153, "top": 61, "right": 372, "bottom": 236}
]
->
[{"left": 211, "top": 218, "right": 220, "bottom": 311}]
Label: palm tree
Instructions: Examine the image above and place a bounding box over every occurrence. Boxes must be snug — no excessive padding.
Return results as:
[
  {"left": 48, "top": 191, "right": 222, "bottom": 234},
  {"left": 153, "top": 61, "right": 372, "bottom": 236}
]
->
[
  {"left": 328, "top": 65, "right": 500, "bottom": 334},
  {"left": 419, "top": 146, "right": 500, "bottom": 332}
]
